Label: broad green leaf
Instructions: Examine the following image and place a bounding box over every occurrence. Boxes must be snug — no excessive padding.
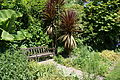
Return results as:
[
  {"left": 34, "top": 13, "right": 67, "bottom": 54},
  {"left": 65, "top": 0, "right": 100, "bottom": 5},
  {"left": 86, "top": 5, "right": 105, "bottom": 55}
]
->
[
  {"left": 22, "top": 30, "right": 32, "bottom": 38},
  {"left": 20, "top": 45, "right": 27, "bottom": 48},
  {"left": 0, "top": 9, "right": 22, "bottom": 22},
  {"left": 14, "top": 30, "right": 32, "bottom": 40},
  {"left": 1, "top": 30, "right": 14, "bottom": 41},
  {"left": 14, "top": 31, "right": 25, "bottom": 40}
]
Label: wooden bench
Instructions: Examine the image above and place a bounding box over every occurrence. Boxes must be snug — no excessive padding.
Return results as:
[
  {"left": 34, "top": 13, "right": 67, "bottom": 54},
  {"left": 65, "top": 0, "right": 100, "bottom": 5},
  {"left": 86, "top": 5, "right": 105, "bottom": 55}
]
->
[{"left": 21, "top": 46, "right": 55, "bottom": 61}]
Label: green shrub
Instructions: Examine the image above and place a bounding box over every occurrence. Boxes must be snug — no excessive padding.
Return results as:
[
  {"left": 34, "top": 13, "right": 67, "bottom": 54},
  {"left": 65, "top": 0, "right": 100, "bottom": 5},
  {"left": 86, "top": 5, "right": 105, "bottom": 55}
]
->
[
  {"left": 29, "top": 0, "right": 47, "bottom": 19},
  {"left": 105, "top": 60, "right": 120, "bottom": 80},
  {"left": 0, "top": 0, "right": 49, "bottom": 49},
  {"left": 57, "top": 47, "right": 64, "bottom": 53},
  {"left": 29, "top": 61, "right": 58, "bottom": 79},
  {"left": 0, "top": 50, "right": 78, "bottom": 80},
  {"left": 37, "top": 75, "right": 78, "bottom": 80},
  {"left": 55, "top": 39, "right": 112, "bottom": 76},
  {"left": 0, "top": 50, "right": 32, "bottom": 80},
  {"left": 72, "top": 45, "right": 111, "bottom": 76},
  {"left": 54, "top": 55, "right": 74, "bottom": 67},
  {"left": 29, "top": 61, "right": 78, "bottom": 80},
  {"left": 82, "top": 0, "right": 120, "bottom": 50},
  {"left": 55, "top": 44, "right": 111, "bottom": 76},
  {"left": 20, "top": 22, "right": 52, "bottom": 48}
]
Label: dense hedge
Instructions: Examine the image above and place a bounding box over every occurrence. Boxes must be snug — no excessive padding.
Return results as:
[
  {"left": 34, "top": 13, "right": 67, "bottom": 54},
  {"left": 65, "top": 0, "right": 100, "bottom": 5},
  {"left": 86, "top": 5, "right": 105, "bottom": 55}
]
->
[
  {"left": 0, "top": 50, "right": 32, "bottom": 80},
  {"left": 82, "top": 0, "right": 120, "bottom": 50}
]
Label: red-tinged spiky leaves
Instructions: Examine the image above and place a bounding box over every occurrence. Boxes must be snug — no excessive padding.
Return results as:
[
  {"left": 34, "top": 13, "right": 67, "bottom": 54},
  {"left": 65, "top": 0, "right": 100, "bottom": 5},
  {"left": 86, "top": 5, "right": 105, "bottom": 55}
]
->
[
  {"left": 55, "top": 0, "right": 65, "bottom": 6},
  {"left": 43, "top": 2, "right": 56, "bottom": 22},
  {"left": 49, "top": 0, "right": 65, "bottom": 6},
  {"left": 43, "top": 0, "right": 64, "bottom": 24},
  {"left": 60, "top": 10, "right": 77, "bottom": 32}
]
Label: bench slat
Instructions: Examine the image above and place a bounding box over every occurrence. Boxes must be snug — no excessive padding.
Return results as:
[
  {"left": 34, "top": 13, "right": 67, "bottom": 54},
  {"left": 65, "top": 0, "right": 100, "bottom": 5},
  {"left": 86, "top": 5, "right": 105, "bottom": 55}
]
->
[
  {"left": 21, "top": 46, "right": 55, "bottom": 61},
  {"left": 28, "top": 52, "right": 54, "bottom": 58}
]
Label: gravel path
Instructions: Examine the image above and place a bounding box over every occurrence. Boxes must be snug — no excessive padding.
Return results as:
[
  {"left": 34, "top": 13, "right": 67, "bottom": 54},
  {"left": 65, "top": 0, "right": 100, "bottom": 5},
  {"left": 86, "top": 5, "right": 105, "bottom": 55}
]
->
[{"left": 38, "top": 59, "right": 104, "bottom": 80}]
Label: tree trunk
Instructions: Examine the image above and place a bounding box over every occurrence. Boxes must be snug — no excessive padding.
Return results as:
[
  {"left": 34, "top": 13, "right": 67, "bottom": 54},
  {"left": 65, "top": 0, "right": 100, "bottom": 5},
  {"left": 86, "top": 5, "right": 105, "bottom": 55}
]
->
[{"left": 63, "top": 48, "right": 72, "bottom": 58}]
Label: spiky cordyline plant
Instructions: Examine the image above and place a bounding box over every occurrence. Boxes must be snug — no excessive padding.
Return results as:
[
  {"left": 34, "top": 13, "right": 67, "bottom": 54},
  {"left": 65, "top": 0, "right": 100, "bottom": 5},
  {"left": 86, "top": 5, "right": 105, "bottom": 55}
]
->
[
  {"left": 61, "top": 10, "right": 77, "bottom": 32},
  {"left": 43, "top": 1, "right": 56, "bottom": 35},
  {"left": 43, "top": 0, "right": 65, "bottom": 35},
  {"left": 49, "top": 0, "right": 65, "bottom": 6},
  {"left": 43, "top": 2, "right": 56, "bottom": 23},
  {"left": 59, "top": 10, "right": 78, "bottom": 49}
]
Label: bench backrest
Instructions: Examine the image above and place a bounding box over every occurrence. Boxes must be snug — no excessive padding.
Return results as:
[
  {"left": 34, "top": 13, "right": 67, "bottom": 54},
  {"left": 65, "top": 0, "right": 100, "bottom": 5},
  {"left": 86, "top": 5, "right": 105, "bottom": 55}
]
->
[{"left": 21, "top": 46, "right": 55, "bottom": 61}]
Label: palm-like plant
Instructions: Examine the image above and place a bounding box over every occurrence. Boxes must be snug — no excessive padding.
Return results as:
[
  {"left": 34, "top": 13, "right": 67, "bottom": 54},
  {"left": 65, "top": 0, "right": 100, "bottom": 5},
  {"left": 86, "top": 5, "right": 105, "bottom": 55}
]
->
[
  {"left": 43, "top": 0, "right": 65, "bottom": 54},
  {"left": 43, "top": 1, "right": 56, "bottom": 34},
  {"left": 49, "top": 0, "right": 64, "bottom": 6},
  {"left": 43, "top": 1, "right": 56, "bottom": 23},
  {"left": 59, "top": 10, "right": 78, "bottom": 55},
  {"left": 43, "top": 0, "right": 64, "bottom": 35}
]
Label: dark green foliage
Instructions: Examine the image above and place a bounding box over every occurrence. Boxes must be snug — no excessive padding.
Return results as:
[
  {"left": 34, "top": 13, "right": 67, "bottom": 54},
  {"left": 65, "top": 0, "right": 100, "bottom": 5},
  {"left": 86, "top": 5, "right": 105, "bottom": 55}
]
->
[
  {"left": 8, "top": 22, "right": 52, "bottom": 48},
  {"left": 82, "top": 0, "right": 120, "bottom": 50},
  {"left": 0, "top": 0, "right": 51, "bottom": 50},
  {"left": 28, "top": 0, "right": 47, "bottom": 19},
  {"left": 23, "top": 23, "right": 52, "bottom": 47},
  {"left": 0, "top": 9, "right": 23, "bottom": 51},
  {"left": 0, "top": 50, "right": 32, "bottom": 80},
  {"left": 0, "top": 9, "right": 23, "bottom": 41}
]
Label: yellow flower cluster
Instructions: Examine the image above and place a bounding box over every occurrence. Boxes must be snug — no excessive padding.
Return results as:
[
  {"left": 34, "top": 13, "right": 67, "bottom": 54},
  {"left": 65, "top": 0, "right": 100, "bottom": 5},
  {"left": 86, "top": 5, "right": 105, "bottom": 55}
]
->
[{"left": 100, "top": 50, "right": 120, "bottom": 61}]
